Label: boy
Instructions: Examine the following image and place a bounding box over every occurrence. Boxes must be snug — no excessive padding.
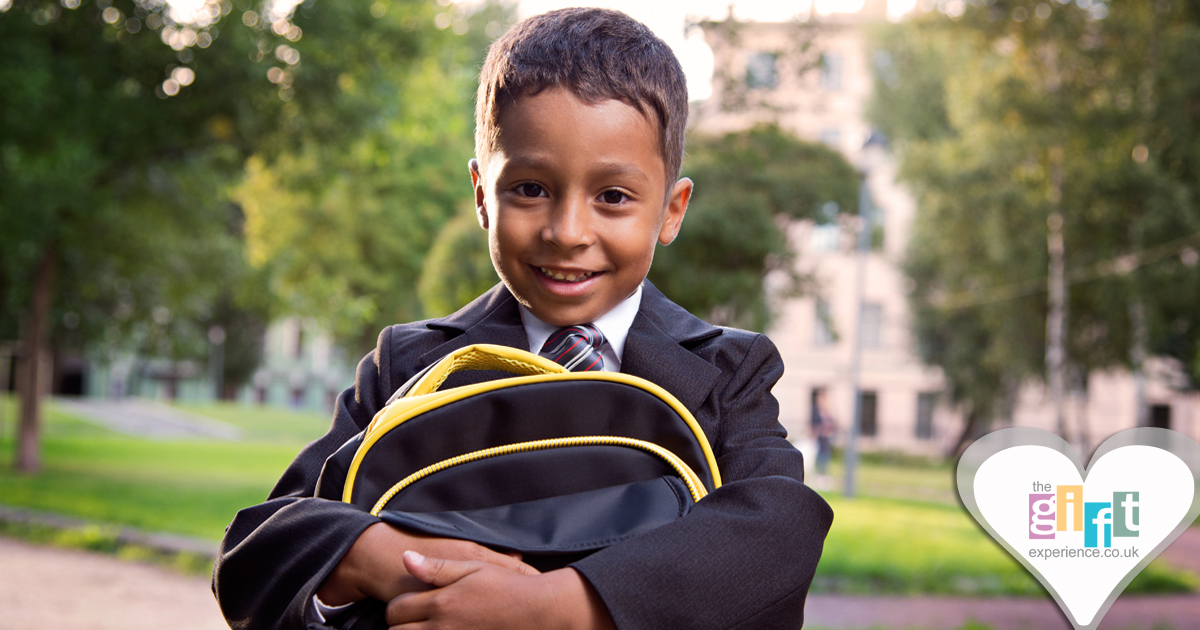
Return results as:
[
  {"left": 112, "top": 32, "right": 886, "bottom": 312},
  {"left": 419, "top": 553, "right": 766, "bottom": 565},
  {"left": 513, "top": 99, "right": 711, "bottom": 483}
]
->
[{"left": 214, "top": 8, "right": 833, "bottom": 629}]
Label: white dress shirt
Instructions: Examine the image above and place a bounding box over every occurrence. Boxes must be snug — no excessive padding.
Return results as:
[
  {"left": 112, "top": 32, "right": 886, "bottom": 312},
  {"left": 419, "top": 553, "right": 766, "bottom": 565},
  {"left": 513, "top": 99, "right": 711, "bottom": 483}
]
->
[{"left": 517, "top": 284, "right": 642, "bottom": 372}]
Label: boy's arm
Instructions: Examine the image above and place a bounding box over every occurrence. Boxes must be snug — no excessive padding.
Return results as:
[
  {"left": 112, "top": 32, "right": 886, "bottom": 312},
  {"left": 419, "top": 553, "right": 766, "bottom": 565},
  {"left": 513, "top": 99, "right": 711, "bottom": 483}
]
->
[
  {"left": 567, "top": 333, "right": 834, "bottom": 630},
  {"left": 212, "top": 344, "right": 386, "bottom": 630},
  {"left": 316, "top": 522, "right": 537, "bottom": 606},
  {"left": 212, "top": 326, "right": 528, "bottom": 630}
]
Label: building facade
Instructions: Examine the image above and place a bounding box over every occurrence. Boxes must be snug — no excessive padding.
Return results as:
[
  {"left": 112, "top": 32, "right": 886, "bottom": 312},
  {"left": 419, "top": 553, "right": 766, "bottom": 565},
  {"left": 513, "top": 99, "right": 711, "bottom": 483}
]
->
[{"left": 693, "top": 7, "right": 1200, "bottom": 455}]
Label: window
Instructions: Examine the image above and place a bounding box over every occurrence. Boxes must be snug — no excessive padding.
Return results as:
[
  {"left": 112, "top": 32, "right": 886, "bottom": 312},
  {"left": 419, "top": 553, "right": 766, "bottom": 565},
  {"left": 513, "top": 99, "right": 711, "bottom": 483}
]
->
[
  {"left": 916, "top": 392, "right": 936, "bottom": 440},
  {"left": 858, "top": 391, "right": 878, "bottom": 437},
  {"left": 819, "top": 127, "right": 841, "bottom": 147},
  {"left": 810, "top": 201, "right": 841, "bottom": 253},
  {"left": 860, "top": 302, "right": 883, "bottom": 349},
  {"left": 1150, "top": 404, "right": 1172, "bottom": 430},
  {"left": 745, "top": 52, "right": 778, "bottom": 89},
  {"left": 810, "top": 223, "right": 840, "bottom": 253},
  {"left": 810, "top": 388, "right": 824, "bottom": 429},
  {"left": 294, "top": 323, "right": 305, "bottom": 359},
  {"left": 813, "top": 299, "right": 836, "bottom": 346},
  {"left": 821, "top": 52, "right": 844, "bottom": 91}
]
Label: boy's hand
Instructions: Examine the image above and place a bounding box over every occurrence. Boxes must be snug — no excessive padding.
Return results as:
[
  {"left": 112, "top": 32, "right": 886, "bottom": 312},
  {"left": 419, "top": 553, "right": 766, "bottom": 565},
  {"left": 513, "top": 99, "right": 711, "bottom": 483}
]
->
[
  {"left": 385, "top": 551, "right": 615, "bottom": 630},
  {"left": 317, "top": 523, "right": 537, "bottom": 606}
]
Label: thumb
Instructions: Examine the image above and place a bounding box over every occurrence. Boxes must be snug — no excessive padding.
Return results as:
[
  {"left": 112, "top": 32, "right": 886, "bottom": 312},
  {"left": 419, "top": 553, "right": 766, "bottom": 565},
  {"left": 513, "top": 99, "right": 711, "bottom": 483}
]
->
[{"left": 403, "top": 550, "right": 477, "bottom": 587}]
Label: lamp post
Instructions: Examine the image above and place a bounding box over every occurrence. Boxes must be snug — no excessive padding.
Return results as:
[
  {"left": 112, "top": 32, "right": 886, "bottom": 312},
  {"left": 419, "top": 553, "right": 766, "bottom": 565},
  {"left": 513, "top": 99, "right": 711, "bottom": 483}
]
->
[
  {"left": 208, "top": 325, "right": 226, "bottom": 401},
  {"left": 844, "top": 132, "right": 886, "bottom": 499},
  {"left": 843, "top": 176, "right": 871, "bottom": 499}
]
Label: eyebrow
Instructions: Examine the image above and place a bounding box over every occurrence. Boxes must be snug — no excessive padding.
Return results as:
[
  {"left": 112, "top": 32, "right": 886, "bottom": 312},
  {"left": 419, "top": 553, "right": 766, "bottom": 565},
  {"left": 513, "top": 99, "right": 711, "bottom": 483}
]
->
[{"left": 502, "top": 155, "right": 651, "bottom": 184}]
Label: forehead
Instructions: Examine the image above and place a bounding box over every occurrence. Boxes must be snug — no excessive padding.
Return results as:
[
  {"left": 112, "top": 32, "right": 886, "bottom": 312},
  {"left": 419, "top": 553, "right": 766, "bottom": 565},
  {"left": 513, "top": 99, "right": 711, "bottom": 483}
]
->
[{"left": 490, "top": 88, "right": 666, "bottom": 182}]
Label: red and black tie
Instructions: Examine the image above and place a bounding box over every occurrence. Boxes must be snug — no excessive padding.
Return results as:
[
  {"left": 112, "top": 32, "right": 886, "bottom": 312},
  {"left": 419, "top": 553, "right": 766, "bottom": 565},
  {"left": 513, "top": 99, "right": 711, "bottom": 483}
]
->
[{"left": 539, "top": 324, "right": 606, "bottom": 372}]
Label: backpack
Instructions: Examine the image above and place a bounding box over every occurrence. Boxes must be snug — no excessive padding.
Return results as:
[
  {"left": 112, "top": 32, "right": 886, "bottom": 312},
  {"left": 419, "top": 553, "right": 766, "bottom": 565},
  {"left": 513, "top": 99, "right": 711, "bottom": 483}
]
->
[{"left": 315, "top": 343, "right": 721, "bottom": 572}]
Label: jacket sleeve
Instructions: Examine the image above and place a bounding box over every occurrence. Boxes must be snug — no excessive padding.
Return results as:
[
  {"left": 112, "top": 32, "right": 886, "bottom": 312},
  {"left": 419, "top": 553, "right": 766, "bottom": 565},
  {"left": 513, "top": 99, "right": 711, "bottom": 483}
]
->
[
  {"left": 571, "top": 334, "right": 834, "bottom": 630},
  {"left": 212, "top": 328, "right": 398, "bottom": 630}
]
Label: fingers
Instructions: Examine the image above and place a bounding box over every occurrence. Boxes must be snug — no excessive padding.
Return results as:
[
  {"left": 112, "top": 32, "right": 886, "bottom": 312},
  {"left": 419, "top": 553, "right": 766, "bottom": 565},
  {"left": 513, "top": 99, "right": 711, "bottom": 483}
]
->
[
  {"left": 385, "top": 591, "right": 431, "bottom": 628},
  {"left": 404, "top": 551, "right": 477, "bottom": 588},
  {"left": 501, "top": 549, "right": 540, "bottom": 573},
  {"left": 509, "top": 557, "right": 540, "bottom": 577},
  {"left": 444, "top": 539, "right": 539, "bottom": 576}
]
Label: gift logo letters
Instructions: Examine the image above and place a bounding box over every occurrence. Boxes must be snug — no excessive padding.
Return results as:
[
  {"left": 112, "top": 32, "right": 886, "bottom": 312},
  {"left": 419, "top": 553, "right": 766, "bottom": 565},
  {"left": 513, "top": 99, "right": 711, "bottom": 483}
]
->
[{"left": 1027, "top": 485, "right": 1140, "bottom": 552}]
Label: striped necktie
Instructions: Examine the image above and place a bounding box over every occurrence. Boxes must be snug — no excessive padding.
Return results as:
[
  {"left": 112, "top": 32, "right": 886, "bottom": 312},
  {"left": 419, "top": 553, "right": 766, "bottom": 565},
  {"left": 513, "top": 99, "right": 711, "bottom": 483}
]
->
[{"left": 539, "top": 324, "right": 606, "bottom": 372}]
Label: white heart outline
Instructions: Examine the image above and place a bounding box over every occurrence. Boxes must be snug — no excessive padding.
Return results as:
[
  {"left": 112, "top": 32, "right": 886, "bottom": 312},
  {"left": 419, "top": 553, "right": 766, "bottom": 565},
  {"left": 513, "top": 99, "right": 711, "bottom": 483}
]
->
[{"left": 956, "top": 427, "right": 1200, "bottom": 630}]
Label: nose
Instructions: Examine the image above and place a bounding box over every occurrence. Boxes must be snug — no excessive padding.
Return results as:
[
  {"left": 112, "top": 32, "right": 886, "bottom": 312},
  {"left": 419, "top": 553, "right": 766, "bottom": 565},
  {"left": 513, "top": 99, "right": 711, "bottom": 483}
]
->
[{"left": 541, "top": 192, "right": 594, "bottom": 250}]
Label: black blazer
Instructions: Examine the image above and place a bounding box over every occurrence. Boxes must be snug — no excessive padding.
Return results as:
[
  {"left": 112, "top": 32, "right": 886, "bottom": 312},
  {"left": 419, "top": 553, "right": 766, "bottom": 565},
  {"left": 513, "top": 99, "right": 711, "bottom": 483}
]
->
[{"left": 213, "top": 281, "right": 833, "bottom": 630}]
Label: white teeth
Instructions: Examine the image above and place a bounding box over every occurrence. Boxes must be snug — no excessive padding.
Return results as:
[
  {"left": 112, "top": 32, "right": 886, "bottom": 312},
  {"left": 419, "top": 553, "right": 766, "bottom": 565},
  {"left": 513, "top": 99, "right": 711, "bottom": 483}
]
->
[{"left": 539, "top": 267, "right": 594, "bottom": 282}]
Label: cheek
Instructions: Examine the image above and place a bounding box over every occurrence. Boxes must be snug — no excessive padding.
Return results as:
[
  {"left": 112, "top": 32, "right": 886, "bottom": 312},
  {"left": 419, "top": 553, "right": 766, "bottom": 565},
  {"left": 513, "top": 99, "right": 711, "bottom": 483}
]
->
[
  {"left": 487, "top": 223, "right": 515, "bottom": 280},
  {"left": 608, "top": 221, "right": 660, "bottom": 269}
]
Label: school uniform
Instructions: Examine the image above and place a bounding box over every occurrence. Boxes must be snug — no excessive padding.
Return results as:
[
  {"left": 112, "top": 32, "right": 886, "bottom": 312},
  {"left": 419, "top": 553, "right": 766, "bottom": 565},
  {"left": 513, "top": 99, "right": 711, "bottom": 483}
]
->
[{"left": 213, "top": 280, "right": 833, "bottom": 630}]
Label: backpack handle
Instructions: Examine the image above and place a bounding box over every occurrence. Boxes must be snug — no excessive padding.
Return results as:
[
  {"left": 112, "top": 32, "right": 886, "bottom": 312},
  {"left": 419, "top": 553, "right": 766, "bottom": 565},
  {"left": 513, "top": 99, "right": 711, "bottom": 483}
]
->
[{"left": 406, "top": 344, "right": 566, "bottom": 398}]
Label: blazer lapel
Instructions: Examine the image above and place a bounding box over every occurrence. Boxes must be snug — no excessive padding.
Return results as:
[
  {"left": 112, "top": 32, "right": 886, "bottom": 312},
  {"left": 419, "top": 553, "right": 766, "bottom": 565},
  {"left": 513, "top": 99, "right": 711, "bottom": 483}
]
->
[
  {"left": 621, "top": 281, "right": 723, "bottom": 414},
  {"left": 418, "top": 283, "right": 528, "bottom": 368}
]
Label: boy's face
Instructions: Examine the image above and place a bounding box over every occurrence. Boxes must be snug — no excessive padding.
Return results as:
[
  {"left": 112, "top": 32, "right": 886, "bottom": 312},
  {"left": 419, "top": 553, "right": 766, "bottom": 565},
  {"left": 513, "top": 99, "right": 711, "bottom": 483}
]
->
[{"left": 471, "top": 87, "right": 691, "bottom": 327}]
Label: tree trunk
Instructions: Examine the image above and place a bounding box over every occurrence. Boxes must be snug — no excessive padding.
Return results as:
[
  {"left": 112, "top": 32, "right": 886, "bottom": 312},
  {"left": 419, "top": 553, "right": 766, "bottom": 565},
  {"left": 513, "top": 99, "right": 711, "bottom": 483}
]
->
[
  {"left": 1046, "top": 146, "right": 1069, "bottom": 442},
  {"left": 1130, "top": 300, "right": 1149, "bottom": 426},
  {"left": 949, "top": 409, "right": 987, "bottom": 460},
  {"left": 15, "top": 244, "right": 57, "bottom": 473}
]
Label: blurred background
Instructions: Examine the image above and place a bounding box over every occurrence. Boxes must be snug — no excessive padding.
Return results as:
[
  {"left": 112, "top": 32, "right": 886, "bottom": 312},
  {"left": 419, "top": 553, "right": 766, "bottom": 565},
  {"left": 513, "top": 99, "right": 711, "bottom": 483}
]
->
[{"left": 2, "top": 0, "right": 1199, "bottom": 628}]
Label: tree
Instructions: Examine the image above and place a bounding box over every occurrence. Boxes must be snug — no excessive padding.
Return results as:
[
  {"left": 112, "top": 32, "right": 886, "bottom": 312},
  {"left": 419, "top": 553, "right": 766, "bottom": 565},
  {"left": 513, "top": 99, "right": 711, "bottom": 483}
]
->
[
  {"left": 872, "top": 2, "right": 1200, "bottom": 455},
  {"left": 649, "top": 124, "right": 859, "bottom": 331},
  {"left": 0, "top": 0, "right": 475, "bottom": 470},
  {"left": 236, "top": 1, "right": 513, "bottom": 354},
  {"left": 417, "top": 211, "right": 499, "bottom": 318},
  {"left": 1, "top": 0, "right": 271, "bottom": 470}
]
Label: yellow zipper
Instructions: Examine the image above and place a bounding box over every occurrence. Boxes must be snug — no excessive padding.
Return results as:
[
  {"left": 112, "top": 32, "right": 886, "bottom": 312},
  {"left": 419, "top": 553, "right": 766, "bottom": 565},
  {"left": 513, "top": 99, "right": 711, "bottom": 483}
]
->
[{"left": 369, "top": 436, "right": 708, "bottom": 516}]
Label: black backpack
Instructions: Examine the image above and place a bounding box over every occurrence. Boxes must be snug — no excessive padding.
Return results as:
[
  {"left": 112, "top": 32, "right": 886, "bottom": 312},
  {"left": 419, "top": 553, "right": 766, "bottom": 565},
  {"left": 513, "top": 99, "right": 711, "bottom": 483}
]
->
[
  {"left": 311, "top": 344, "right": 721, "bottom": 629},
  {"left": 316, "top": 343, "right": 721, "bottom": 573}
]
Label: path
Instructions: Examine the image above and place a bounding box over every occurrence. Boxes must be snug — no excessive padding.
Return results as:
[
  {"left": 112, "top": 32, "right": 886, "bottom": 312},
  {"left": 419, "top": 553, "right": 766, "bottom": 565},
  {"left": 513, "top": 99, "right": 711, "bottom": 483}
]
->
[
  {"left": 4, "top": 515, "right": 1198, "bottom": 629},
  {"left": 54, "top": 397, "right": 241, "bottom": 440},
  {"left": 0, "top": 537, "right": 228, "bottom": 630},
  {"left": 804, "top": 527, "right": 1200, "bottom": 629}
]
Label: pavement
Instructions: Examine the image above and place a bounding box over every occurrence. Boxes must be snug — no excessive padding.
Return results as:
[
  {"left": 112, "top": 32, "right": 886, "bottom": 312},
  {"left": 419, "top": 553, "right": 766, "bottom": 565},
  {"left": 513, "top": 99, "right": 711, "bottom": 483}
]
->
[
  {"left": 54, "top": 397, "right": 242, "bottom": 440},
  {"left": 0, "top": 536, "right": 227, "bottom": 630},
  {"left": 804, "top": 527, "right": 1200, "bottom": 629}
]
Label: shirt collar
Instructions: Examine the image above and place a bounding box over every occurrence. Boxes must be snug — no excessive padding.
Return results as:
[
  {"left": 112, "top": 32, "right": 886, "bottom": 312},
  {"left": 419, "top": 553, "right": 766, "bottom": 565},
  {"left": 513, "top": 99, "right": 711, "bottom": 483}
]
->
[{"left": 518, "top": 284, "right": 643, "bottom": 368}]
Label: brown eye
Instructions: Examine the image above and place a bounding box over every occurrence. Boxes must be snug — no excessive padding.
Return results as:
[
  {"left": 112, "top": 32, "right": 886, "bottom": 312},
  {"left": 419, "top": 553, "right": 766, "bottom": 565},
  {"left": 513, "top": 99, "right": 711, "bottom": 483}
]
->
[
  {"left": 600, "top": 190, "right": 627, "bottom": 204},
  {"left": 515, "top": 183, "right": 546, "bottom": 197}
]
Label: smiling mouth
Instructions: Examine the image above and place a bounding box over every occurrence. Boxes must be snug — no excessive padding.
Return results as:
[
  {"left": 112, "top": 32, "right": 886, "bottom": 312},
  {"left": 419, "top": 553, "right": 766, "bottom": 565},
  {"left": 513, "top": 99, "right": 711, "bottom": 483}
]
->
[{"left": 538, "top": 267, "right": 598, "bottom": 283}]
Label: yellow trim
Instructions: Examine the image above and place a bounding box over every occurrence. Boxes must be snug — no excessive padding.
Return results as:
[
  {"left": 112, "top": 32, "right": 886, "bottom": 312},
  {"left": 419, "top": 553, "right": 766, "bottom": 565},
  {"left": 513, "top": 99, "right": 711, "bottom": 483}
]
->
[
  {"left": 345, "top": 345, "right": 722, "bottom": 504},
  {"left": 368, "top": 436, "right": 708, "bottom": 516},
  {"left": 407, "top": 344, "right": 566, "bottom": 398}
]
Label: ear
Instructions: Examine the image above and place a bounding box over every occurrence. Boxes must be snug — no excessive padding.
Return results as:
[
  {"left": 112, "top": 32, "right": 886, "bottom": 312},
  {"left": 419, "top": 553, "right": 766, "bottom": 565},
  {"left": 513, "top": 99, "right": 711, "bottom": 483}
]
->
[
  {"left": 658, "top": 177, "right": 693, "bottom": 246},
  {"left": 469, "top": 158, "right": 488, "bottom": 230}
]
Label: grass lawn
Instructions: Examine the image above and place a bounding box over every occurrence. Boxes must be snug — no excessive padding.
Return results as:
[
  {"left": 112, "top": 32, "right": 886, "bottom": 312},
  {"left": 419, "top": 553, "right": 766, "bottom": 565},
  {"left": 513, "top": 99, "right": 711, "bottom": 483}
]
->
[
  {"left": 819, "top": 455, "right": 959, "bottom": 505},
  {"left": 0, "top": 395, "right": 1195, "bottom": 595},
  {"left": 0, "top": 396, "right": 320, "bottom": 541}
]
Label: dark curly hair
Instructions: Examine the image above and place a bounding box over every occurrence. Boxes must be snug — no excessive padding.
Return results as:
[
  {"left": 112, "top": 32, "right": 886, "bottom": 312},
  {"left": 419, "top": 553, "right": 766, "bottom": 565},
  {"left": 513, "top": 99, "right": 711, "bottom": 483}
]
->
[{"left": 475, "top": 8, "right": 689, "bottom": 183}]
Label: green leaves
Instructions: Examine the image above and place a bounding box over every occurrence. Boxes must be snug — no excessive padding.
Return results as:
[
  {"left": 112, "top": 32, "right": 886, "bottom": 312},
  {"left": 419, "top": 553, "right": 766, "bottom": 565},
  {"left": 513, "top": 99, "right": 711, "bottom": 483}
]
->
[
  {"left": 235, "top": 1, "right": 512, "bottom": 353},
  {"left": 878, "top": 2, "right": 1200, "bottom": 429},
  {"left": 650, "top": 124, "right": 858, "bottom": 331}
]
